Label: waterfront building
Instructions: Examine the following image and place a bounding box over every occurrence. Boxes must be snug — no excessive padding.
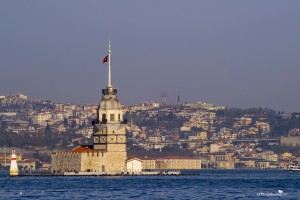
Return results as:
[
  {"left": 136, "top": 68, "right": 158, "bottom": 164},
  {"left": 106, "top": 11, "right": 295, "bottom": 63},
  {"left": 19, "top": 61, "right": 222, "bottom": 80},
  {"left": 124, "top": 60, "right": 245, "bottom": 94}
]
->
[
  {"left": 255, "top": 160, "right": 270, "bottom": 169},
  {"left": 51, "top": 41, "right": 127, "bottom": 173},
  {"left": 210, "top": 152, "right": 235, "bottom": 169},
  {"left": 154, "top": 156, "right": 201, "bottom": 170},
  {"left": 237, "top": 158, "right": 270, "bottom": 169},
  {"left": 127, "top": 156, "right": 201, "bottom": 172},
  {"left": 126, "top": 158, "right": 143, "bottom": 173}
]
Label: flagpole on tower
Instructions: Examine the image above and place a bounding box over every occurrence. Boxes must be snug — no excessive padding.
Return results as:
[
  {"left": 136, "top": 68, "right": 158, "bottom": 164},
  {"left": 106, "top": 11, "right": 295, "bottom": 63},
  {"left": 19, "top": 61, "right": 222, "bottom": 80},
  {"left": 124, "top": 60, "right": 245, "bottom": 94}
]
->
[{"left": 108, "top": 40, "right": 112, "bottom": 87}]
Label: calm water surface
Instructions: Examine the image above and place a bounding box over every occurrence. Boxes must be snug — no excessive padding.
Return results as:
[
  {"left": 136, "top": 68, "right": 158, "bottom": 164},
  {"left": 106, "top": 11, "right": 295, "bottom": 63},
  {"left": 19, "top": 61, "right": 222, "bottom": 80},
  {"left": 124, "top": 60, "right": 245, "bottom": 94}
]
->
[{"left": 0, "top": 170, "right": 299, "bottom": 199}]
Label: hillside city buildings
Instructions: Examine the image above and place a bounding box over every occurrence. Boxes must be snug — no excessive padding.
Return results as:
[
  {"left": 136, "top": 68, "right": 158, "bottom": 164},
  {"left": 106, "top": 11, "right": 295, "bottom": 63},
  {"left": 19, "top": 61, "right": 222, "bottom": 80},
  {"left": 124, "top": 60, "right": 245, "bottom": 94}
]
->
[{"left": 2, "top": 90, "right": 300, "bottom": 171}]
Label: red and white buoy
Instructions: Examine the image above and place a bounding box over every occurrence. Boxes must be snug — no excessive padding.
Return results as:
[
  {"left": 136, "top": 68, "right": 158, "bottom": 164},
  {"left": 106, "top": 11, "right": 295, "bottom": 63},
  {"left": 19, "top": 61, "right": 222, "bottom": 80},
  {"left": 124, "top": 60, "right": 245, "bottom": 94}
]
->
[{"left": 9, "top": 149, "right": 18, "bottom": 176}]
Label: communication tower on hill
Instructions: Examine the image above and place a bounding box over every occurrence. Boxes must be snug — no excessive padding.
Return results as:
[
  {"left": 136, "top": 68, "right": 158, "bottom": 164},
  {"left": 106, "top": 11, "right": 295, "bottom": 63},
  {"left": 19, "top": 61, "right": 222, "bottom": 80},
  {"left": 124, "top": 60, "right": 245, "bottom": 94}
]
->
[{"left": 160, "top": 92, "right": 167, "bottom": 106}]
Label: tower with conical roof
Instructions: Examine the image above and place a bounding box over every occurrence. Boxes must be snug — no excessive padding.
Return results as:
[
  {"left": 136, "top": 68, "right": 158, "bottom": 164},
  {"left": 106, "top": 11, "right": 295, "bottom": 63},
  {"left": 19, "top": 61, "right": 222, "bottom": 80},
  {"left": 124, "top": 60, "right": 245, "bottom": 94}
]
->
[
  {"left": 51, "top": 41, "right": 127, "bottom": 174},
  {"left": 92, "top": 40, "right": 127, "bottom": 172}
]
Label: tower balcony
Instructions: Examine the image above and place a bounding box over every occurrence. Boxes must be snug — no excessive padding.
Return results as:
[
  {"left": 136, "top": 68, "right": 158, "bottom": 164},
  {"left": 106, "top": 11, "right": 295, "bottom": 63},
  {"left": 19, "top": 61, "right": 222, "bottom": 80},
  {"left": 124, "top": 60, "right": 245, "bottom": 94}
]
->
[
  {"left": 102, "top": 88, "right": 117, "bottom": 95},
  {"left": 92, "top": 119, "right": 127, "bottom": 125}
]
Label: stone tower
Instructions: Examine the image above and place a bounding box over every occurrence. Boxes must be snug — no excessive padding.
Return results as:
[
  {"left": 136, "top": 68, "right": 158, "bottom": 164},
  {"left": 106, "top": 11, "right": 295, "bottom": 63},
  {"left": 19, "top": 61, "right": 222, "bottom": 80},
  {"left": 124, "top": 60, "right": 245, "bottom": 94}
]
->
[{"left": 92, "top": 40, "right": 127, "bottom": 173}]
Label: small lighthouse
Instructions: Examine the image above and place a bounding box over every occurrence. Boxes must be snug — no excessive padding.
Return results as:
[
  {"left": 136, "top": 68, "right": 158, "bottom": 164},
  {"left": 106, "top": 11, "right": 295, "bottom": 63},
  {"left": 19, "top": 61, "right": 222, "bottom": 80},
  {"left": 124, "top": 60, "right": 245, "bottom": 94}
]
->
[{"left": 10, "top": 149, "right": 19, "bottom": 176}]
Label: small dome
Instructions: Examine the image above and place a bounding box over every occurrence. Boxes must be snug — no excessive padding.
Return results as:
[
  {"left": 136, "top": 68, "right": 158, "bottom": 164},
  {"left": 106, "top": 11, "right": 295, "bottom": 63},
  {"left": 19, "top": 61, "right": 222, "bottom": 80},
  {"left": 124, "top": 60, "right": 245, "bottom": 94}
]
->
[{"left": 99, "top": 98, "right": 122, "bottom": 110}]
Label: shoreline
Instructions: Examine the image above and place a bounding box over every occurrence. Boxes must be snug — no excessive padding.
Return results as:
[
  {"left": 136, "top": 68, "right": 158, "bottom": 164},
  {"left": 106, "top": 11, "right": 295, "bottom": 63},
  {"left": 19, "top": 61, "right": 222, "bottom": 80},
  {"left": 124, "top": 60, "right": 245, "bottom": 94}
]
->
[{"left": 2, "top": 168, "right": 295, "bottom": 177}]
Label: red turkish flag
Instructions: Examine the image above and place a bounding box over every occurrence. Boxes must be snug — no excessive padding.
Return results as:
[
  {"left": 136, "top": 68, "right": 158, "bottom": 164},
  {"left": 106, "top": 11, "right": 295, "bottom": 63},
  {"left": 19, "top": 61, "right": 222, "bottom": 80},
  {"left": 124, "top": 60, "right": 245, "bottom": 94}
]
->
[{"left": 103, "top": 55, "right": 108, "bottom": 64}]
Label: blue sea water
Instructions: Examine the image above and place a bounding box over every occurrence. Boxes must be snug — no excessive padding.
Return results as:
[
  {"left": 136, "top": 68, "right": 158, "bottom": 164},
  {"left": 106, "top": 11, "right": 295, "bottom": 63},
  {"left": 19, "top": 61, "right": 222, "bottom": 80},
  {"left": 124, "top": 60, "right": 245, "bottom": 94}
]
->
[{"left": 0, "top": 170, "right": 299, "bottom": 199}]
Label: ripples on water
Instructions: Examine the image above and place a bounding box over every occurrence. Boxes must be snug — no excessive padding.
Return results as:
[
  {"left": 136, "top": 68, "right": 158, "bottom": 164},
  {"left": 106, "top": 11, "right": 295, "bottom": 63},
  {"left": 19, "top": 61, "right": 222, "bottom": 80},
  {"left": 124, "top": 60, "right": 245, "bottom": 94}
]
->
[{"left": 0, "top": 170, "right": 299, "bottom": 199}]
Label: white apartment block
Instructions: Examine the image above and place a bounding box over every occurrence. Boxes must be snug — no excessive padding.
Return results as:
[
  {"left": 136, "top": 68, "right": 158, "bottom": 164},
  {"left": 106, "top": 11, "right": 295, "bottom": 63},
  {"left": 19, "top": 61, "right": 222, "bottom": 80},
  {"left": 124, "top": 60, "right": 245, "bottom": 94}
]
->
[{"left": 31, "top": 112, "right": 52, "bottom": 125}]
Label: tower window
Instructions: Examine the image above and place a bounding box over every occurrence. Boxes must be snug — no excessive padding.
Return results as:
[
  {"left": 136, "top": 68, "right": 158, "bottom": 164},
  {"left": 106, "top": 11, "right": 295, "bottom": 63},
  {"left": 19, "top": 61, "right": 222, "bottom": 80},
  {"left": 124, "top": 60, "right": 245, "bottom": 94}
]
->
[
  {"left": 118, "top": 114, "right": 121, "bottom": 121},
  {"left": 110, "top": 114, "right": 115, "bottom": 121},
  {"left": 102, "top": 114, "right": 106, "bottom": 120}
]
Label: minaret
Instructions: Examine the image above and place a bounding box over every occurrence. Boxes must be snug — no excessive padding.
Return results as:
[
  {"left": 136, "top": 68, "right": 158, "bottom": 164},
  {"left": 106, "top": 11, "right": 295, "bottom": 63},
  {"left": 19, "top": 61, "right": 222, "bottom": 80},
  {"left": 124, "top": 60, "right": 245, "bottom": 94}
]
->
[
  {"left": 92, "top": 40, "right": 127, "bottom": 173},
  {"left": 9, "top": 149, "right": 19, "bottom": 176}
]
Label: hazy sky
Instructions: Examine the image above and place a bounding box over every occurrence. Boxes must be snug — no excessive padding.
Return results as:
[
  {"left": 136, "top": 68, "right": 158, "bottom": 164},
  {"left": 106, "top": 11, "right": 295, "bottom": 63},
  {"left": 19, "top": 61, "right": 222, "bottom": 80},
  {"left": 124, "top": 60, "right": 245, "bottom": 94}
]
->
[{"left": 0, "top": 1, "right": 299, "bottom": 112}]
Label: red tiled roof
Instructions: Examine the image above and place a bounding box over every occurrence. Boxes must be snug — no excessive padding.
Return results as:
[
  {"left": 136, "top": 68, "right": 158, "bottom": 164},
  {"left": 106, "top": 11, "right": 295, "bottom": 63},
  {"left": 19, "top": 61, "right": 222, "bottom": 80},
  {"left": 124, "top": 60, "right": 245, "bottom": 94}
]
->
[
  {"left": 70, "top": 145, "right": 94, "bottom": 153},
  {"left": 70, "top": 145, "right": 107, "bottom": 153},
  {"left": 52, "top": 145, "right": 106, "bottom": 154}
]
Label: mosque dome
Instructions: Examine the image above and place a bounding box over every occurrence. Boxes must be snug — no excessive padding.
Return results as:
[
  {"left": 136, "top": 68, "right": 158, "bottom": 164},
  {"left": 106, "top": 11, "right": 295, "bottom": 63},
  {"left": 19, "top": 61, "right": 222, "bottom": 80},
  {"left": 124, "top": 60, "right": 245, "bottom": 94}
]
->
[{"left": 99, "top": 97, "right": 122, "bottom": 110}]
